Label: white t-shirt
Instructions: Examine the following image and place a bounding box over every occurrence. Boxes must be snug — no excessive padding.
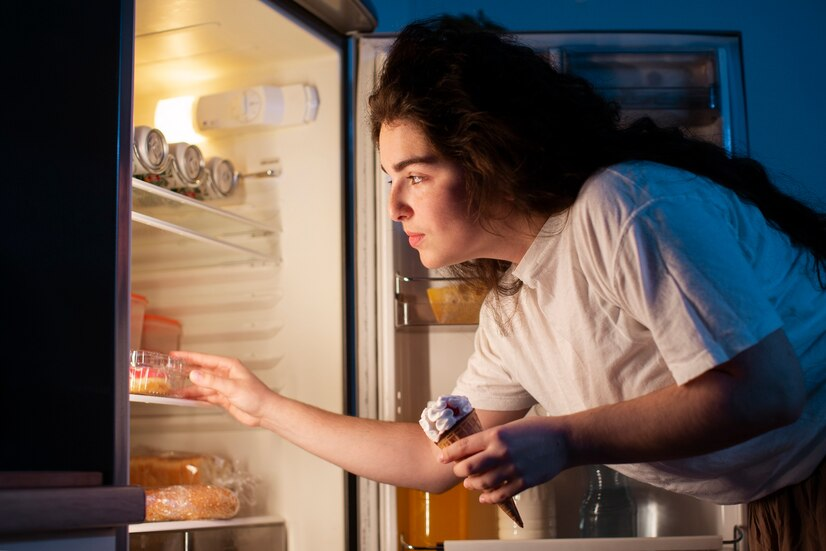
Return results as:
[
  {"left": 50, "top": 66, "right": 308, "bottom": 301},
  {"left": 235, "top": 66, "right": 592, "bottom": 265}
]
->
[{"left": 453, "top": 161, "right": 826, "bottom": 504}]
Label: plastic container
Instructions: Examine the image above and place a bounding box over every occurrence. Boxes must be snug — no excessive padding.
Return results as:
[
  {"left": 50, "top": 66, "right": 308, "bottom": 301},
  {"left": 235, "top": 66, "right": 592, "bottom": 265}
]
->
[
  {"left": 129, "top": 350, "right": 191, "bottom": 397},
  {"left": 141, "top": 314, "right": 183, "bottom": 354},
  {"left": 395, "top": 274, "right": 487, "bottom": 326},
  {"left": 130, "top": 294, "right": 149, "bottom": 352}
]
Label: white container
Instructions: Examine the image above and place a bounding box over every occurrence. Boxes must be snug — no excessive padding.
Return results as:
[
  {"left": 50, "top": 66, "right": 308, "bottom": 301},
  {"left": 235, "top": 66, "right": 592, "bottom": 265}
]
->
[
  {"left": 195, "top": 84, "right": 319, "bottom": 132},
  {"left": 130, "top": 294, "right": 148, "bottom": 352},
  {"left": 141, "top": 314, "right": 182, "bottom": 354},
  {"left": 498, "top": 481, "right": 557, "bottom": 540}
]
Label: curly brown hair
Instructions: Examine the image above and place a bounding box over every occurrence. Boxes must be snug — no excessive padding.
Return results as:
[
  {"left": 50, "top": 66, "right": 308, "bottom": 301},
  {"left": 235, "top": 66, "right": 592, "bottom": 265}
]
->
[{"left": 368, "top": 15, "right": 826, "bottom": 297}]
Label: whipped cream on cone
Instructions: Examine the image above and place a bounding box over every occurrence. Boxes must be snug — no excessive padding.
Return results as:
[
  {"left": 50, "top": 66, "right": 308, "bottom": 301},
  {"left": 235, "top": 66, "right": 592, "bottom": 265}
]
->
[{"left": 419, "top": 395, "right": 473, "bottom": 442}]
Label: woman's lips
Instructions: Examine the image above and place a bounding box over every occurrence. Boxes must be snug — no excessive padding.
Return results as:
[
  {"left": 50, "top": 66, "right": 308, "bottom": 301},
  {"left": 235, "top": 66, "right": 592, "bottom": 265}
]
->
[{"left": 407, "top": 232, "right": 425, "bottom": 248}]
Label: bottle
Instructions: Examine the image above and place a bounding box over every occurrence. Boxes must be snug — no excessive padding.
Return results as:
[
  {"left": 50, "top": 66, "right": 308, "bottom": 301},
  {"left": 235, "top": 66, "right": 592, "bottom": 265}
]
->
[
  {"left": 397, "top": 484, "right": 497, "bottom": 548},
  {"left": 498, "top": 481, "right": 556, "bottom": 540},
  {"left": 579, "top": 465, "right": 637, "bottom": 537}
]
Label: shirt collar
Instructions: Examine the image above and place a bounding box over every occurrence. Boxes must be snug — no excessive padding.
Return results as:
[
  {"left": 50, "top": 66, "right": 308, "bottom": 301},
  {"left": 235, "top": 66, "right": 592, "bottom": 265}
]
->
[{"left": 511, "top": 212, "right": 569, "bottom": 289}]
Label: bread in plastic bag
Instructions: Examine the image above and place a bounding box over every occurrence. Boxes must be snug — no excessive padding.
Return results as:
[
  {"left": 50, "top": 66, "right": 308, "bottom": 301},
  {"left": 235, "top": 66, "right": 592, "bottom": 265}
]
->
[
  {"left": 144, "top": 484, "right": 240, "bottom": 521},
  {"left": 130, "top": 447, "right": 259, "bottom": 510}
]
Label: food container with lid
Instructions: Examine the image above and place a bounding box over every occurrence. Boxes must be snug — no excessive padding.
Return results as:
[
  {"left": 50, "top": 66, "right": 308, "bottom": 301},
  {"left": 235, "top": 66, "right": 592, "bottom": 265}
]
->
[
  {"left": 141, "top": 314, "right": 183, "bottom": 354},
  {"left": 130, "top": 294, "right": 149, "bottom": 352},
  {"left": 129, "top": 350, "right": 192, "bottom": 397}
]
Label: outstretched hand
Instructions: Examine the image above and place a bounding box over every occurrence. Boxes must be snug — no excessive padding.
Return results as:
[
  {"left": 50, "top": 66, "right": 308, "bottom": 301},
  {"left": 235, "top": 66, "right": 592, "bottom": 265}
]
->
[
  {"left": 172, "top": 350, "right": 274, "bottom": 428},
  {"left": 438, "top": 416, "right": 569, "bottom": 505}
]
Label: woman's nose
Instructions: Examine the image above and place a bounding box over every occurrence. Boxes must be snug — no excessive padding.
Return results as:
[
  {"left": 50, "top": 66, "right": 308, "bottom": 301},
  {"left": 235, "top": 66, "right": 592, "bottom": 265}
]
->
[{"left": 388, "top": 183, "right": 412, "bottom": 222}]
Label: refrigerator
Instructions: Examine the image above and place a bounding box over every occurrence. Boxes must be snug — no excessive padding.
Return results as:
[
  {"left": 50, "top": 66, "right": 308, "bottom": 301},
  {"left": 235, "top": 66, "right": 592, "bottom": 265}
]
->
[{"left": 0, "top": 1, "right": 748, "bottom": 550}]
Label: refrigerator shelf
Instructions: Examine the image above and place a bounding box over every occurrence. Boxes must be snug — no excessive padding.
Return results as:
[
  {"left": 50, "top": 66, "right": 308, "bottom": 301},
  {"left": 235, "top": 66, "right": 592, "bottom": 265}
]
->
[
  {"left": 395, "top": 274, "right": 486, "bottom": 327},
  {"left": 129, "top": 514, "right": 284, "bottom": 533},
  {"left": 132, "top": 179, "right": 276, "bottom": 232},
  {"left": 131, "top": 179, "right": 280, "bottom": 271},
  {"left": 129, "top": 394, "right": 213, "bottom": 408}
]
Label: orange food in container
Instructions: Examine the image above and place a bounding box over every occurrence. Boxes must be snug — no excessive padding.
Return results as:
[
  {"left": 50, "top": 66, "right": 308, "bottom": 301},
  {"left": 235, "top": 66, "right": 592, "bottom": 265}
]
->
[
  {"left": 129, "top": 350, "right": 191, "bottom": 397},
  {"left": 426, "top": 284, "right": 486, "bottom": 324},
  {"left": 130, "top": 294, "right": 148, "bottom": 352},
  {"left": 141, "top": 314, "right": 183, "bottom": 354}
]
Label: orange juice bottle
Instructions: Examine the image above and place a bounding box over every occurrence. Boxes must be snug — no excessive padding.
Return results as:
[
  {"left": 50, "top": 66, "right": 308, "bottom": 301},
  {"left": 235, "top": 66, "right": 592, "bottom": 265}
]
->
[{"left": 398, "top": 485, "right": 498, "bottom": 547}]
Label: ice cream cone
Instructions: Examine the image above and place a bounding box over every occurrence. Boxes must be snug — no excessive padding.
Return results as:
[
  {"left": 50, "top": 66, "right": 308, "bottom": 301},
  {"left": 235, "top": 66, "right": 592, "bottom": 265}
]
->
[{"left": 436, "top": 409, "right": 524, "bottom": 528}]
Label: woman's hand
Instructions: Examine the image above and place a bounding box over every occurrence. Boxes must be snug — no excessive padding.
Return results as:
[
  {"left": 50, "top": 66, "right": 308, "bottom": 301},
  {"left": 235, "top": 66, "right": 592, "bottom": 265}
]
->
[
  {"left": 172, "top": 350, "right": 274, "bottom": 428},
  {"left": 441, "top": 328, "right": 805, "bottom": 506},
  {"left": 439, "top": 415, "right": 568, "bottom": 505}
]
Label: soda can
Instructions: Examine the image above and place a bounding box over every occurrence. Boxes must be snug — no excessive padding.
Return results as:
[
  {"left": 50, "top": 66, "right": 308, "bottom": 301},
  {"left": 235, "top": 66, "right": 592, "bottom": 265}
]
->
[
  {"left": 205, "top": 157, "right": 241, "bottom": 198},
  {"left": 165, "top": 142, "right": 207, "bottom": 191},
  {"left": 132, "top": 126, "right": 169, "bottom": 175}
]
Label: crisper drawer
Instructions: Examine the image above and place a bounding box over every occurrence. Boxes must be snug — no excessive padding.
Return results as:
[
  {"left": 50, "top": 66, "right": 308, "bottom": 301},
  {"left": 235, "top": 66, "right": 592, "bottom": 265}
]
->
[{"left": 130, "top": 523, "right": 286, "bottom": 551}]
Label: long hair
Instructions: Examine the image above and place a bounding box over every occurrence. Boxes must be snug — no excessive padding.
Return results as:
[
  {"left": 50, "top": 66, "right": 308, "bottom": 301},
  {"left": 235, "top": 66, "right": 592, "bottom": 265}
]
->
[{"left": 368, "top": 16, "right": 826, "bottom": 296}]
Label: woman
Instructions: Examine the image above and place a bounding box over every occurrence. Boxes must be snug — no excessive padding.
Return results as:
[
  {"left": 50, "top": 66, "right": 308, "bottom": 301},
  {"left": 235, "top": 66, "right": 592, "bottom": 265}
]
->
[{"left": 178, "top": 16, "right": 826, "bottom": 549}]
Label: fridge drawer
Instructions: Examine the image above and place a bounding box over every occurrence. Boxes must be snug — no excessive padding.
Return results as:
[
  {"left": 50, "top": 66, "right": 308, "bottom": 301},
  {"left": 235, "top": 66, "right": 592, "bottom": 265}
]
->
[{"left": 130, "top": 522, "right": 286, "bottom": 551}]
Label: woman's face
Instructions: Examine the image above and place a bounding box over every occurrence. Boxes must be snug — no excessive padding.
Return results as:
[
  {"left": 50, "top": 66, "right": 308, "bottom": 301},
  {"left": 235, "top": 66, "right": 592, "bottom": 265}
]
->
[{"left": 380, "top": 120, "right": 525, "bottom": 268}]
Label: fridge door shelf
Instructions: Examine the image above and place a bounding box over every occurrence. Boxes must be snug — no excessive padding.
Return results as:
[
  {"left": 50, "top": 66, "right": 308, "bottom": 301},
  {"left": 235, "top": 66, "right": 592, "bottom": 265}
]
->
[
  {"left": 395, "top": 274, "right": 486, "bottom": 327},
  {"left": 132, "top": 179, "right": 280, "bottom": 272}
]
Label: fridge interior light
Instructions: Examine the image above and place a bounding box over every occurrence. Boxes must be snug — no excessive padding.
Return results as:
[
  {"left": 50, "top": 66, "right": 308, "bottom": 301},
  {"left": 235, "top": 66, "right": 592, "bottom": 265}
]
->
[{"left": 154, "top": 95, "right": 205, "bottom": 144}]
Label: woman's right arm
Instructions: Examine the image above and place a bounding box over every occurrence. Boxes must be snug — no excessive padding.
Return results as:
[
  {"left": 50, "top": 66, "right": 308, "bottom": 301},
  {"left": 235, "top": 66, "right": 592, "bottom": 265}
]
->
[{"left": 172, "top": 350, "right": 460, "bottom": 492}]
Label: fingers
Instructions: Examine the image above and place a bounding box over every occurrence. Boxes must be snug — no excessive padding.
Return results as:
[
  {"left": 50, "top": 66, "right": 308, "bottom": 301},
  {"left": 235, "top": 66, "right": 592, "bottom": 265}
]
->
[
  {"left": 176, "top": 384, "right": 218, "bottom": 401},
  {"left": 170, "top": 350, "right": 242, "bottom": 377},
  {"left": 439, "top": 433, "right": 486, "bottom": 465},
  {"left": 478, "top": 481, "right": 523, "bottom": 505},
  {"left": 462, "top": 466, "right": 521, "bottom": 495},
  {"left": 188, "top": 368, "right": 234, "bottom": 395}
]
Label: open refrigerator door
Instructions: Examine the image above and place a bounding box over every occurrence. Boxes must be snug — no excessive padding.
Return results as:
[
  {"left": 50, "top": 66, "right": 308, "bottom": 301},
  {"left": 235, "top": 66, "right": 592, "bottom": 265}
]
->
[
  {"left": 127, "top": 0, "right": 373, "bottom": 549},
  {"left": 354, "top": 32, "right": 748, "bottom": 551}
]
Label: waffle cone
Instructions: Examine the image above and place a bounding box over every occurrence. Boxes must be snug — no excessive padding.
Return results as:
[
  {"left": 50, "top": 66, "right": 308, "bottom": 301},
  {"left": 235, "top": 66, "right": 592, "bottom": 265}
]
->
[{"left": 435, "top": 410, "right": 524, "bottom": 528}]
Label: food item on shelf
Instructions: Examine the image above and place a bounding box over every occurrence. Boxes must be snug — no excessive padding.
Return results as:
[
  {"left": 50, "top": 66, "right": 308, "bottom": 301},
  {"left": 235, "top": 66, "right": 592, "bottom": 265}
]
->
[
  {"left": 130, "top": 293, "right": 148, "bottom": 351},
  {"left": 140, "top": 314, "right": 183, "bottom": 354},
  {"left": 130, "top": 448, "right": 260, "bottom": 517},
  {"left": 130, "top": 454, "right": 218, "bottom": 487},
  {"left": 144, "top": 484, "right": 240, "bottom": 522},
  {"left": 129, "top": 365, "right": 171, "bottom": 395},
  {"left": 426, "top": 284, "right": 486, "bottom": 324},
  {"left": 128, "top": 350, "right": 191, "bottom": 397},
  {"left": 420, "top": 395, "right": 524, "bottom": 528}
]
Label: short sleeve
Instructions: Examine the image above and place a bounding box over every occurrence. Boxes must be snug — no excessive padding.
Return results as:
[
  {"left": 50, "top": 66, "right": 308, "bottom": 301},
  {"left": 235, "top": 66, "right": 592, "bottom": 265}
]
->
[
  {"left": 452, "top": 312, "right": 537, "bottom": 411},
  {"left": 573, "top": 172, "right": 784, "bottom": 385},
  {"left": 613, "top": 196, "right": 783, "bottom": 383}
]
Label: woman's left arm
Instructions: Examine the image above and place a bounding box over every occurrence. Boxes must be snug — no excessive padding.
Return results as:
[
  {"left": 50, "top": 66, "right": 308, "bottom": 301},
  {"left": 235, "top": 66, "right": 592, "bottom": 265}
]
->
[{"left": 441, "top": 327, "right": 805, "bottom": 503}]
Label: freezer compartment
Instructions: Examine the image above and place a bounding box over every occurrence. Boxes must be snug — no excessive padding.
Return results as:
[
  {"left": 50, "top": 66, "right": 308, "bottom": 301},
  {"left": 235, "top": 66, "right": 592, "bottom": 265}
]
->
[
  {"left": 395, "top": 274, "right": 486, "bottom": 327},
  {"left": 130, "top": 521, "right": 286, "bottom": 550}
]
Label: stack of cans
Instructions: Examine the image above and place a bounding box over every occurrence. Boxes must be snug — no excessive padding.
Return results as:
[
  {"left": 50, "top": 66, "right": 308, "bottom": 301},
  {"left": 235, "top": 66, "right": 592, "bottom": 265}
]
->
[{"left": 132, "top": 125, "right": 242, "bottom": 201}]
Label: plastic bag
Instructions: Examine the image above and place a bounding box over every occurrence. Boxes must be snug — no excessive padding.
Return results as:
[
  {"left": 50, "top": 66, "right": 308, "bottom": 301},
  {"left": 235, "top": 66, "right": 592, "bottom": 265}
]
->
[
  {"left": 144, "top": 484, "right": 240, "bottom": 522},
  {"left": 130, "top": 447, "right": 260, "bottom": 514}
]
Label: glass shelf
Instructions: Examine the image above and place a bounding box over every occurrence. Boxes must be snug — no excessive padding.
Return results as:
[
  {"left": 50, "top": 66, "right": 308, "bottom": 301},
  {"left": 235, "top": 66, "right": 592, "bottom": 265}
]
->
[
  {"left": 129, "top": 514, "right": 284, "bottom": 533},
  {"left": 131, "top": 179, "right": 280, "bottom": 272},
  {"left": 129, "top": 394, "right": 212, "bottom": 408},
  {"left": 395, "top": 274, "right": 486, "bottom": 327}
]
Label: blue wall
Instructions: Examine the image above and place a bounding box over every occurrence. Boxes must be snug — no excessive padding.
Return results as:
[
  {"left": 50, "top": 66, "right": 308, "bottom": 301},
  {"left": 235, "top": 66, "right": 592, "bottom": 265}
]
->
[{"left": 370, "top": 0, "right": 826, "bottom": 207}]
